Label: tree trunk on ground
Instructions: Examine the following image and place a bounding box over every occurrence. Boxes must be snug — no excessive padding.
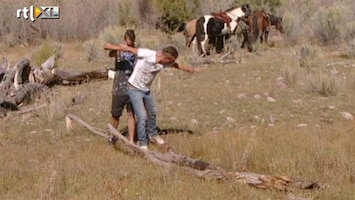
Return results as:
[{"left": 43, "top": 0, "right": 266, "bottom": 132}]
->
[
  {"left": 65, "top": 113, "right": 323, "bottom": 193},
  {"left": 52, "top": 68, "right": 108, "bottom": 85},
  {"left": 0, "top": 55, "right": 112, "bottom": 117}
]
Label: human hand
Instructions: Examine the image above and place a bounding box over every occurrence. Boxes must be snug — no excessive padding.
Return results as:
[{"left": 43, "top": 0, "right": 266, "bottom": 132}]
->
[{"left": 104, "top": 43, "right": 113, "bottom": 50}]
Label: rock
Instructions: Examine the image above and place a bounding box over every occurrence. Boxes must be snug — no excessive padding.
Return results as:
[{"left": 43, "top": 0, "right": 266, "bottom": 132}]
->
[
  {"left": 296, "top": 123, "right": 308, "bottom": 127},
  {"left": 275, "top": 81, "right": 288, "bottom": 89},
  {"left": 276, "top": 76, "right": 285, "bottom": 82},
  {"left": 169, "top": 117, "right": 177, "bottom": 121},
  {"left": 340, "top": 112, "right": 354, "bottom": 120},
  {"left": 226, "top": 116, "right": 236, "bottom": 123},
  {"left": 237, "top": 93, "right": 246, "bottom": 99},
  {"left": 292, "top": 99, "right": 303, "bottom": 104},
  {"left": 267, "top": 96, "right": 276, "bottom": 103},
  {"left": 191, "top": 119, "right": 198, "bottom": 125},
  {"left": 328, "top": 105, "right": 335, "bottom": 110},
  {"left": 254, "top": 94, "right": 262, "bottom": 100}
]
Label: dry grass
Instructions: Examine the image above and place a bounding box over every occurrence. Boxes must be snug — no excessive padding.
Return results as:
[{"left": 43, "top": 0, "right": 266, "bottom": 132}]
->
[{"left": 2, "top": 29, "right": 355, "bottom": 200}]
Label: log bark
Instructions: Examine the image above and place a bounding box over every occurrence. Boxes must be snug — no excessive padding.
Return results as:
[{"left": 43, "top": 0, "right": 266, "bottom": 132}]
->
[
  {"left": 65, "top": 113, "right": 110, "bottom": 139},
  {"left": 52, "top": 68, "right": 108, "bottom": 85},
  {"left": 41, "top": 55, "right": 56, "bottom": 71},
  {"left": 14, "top": 58, "right": 31, "bottom": 90},
  {"left": 64, "top": 113, "right": 322, "bottom": 193}
]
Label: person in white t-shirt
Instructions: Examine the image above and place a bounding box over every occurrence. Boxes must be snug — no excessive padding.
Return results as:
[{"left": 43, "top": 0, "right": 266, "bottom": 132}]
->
[{"left": 104, "top": 43, "right": 199, "bottom": 150}]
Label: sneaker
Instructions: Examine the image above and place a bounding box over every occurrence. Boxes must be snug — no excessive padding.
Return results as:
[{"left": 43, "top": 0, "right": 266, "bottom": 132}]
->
[
  {"left": 149, "top": 134, "right": 165, "bottom": 145},
  {"left": 108, "top": 136, "right": 118, "bottom": 145},
  {"left": 140, "top": 145, "right": 148, "bottom": 151}
]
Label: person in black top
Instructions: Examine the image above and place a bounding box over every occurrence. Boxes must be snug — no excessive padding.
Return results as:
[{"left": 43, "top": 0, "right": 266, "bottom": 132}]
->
[{"left": 106, "top": 29, "right": 137, "bottom": 144}]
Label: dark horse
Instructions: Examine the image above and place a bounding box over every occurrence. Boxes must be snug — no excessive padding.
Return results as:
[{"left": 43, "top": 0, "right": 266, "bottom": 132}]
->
[
  {"left": 241, "top": 11, "right": 284, "bottom": 52},
  {"left": 195, "top": 4, "right": 251, "bottom": 56}
]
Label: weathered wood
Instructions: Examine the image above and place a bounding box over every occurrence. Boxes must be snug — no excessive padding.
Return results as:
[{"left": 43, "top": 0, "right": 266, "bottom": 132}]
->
[
  {"left": 65, "top": 113, "right": 110, "bottom": 139},
  {"left": 52, "top": 68, "right": 108, "bottom": 85},
  {"left": 14, "top": 58, "right": 31, "bottom": 90},
  {"left": 13, "top": 83, "right": 49, "bottom": 105},
  {"left": 41, "top": 55, "right": 56, "bottom": 71},
  {"left": 0, "top": 66, "right": 16, "bottom": 91},
  {"left": 64, "top": 113, "right": 322, "bottom": 199}
]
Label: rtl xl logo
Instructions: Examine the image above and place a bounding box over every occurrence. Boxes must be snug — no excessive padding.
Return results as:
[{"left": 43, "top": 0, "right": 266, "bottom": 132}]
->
[{"left": 17, "top": 6, "right": 60, "bottom": 22}]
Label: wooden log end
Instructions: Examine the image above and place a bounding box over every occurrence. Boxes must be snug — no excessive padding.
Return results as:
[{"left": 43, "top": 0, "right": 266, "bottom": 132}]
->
[{"left": 65, "top": 115, "right": 73, "bottom": 131}]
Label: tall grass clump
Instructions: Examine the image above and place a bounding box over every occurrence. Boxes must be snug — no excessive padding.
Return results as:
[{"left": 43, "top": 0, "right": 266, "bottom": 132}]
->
[
  {"left": 100, "top": 26, "right": 128, "bottom": 44},
  {"left": 282, "top": 12, "right": 304, "bottom": 44},
  {"left": 232, "top": 0, "right": 281, "bottom": 12},
  {"left": 340, "top": 39, "right": 355, "bottom": 59},
  {"left": 84, "top": 39, "right": 103, "bottom": 62},
  {"left": 118, "top": 0, "right": 140, "bottom": 27},
  {"left": 305, "top": 71, "right": 342, "bottom": 97},
  {"left": 31, "top": 41, "right": 63, "bottom": 66},
  {"left": 311, "top": 5, "right": 348, "bottom": 44},
  {"left": 299, "top": 44, "right": 321, "bottom": 72},
  {"left": 281, "top": 65, "right": 302, "bottom": 86}
]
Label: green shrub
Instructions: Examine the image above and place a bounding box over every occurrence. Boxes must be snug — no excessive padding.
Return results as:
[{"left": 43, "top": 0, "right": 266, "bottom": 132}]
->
[
  {"left": 299, "top": 44, "right": 320, "bottom": 72},
  {"left": 32, "top": 41, "right": 62, "bottom": 66},
  {"left": 282, "top": 12, "right": 303, "bottom": 44},
  {"left": 305, "top": 71, "right": 342, "bottom": 97},
  {"left": 84, "top": 39, "right": 101, "bottom": 62},
  {"left": 281, "top": 65, "right": 301, "bottom": 86},
  {"left": 312, "top": 5, "right": 346, "bottom": 44},
  {"left": 232, "top": 0, "right": 281, "bottom": 12},
  {"left": 118, "top": 1, "right": 139, "bottom": 27},
  {"left": 153, "top": 0, "right": 192, "bottom": 32},
  {"left": 100, "top": 26, "right": 126, "bottom": 44}
]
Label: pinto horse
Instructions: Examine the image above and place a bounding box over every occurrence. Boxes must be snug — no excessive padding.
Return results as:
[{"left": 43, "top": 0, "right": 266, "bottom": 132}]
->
[{"left": 195, "top": 4, "right": 251, "bottom": 56}]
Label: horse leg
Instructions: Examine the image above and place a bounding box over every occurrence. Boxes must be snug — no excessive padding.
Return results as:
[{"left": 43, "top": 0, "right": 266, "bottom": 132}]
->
[
  {"left": 240, "top": 27, "right": 249, "bottom": 49},
  {"left": 264, "top": 30, "right": 269, "bottom": 45}
]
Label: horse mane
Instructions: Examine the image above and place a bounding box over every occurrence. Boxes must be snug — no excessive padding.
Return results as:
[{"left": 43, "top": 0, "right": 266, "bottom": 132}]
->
[{"left": 224, "top": 6, "right": 239, "bottom": 12}]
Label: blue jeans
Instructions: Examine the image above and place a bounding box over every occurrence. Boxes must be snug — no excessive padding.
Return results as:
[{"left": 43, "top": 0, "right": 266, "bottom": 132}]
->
[{"left": 128, "top": 88, "right": 158, "bottom": 146}]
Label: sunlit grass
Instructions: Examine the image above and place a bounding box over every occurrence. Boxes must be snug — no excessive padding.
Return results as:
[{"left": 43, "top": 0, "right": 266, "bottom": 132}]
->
[{"left": 1, "top": 37, "right": 355, "bottom": 199}]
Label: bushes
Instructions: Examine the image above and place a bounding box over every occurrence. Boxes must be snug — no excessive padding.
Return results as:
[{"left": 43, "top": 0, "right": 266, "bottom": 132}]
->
[
  {"left": 232, "top": 0, "right": 281, "bottom": 12},
  {"left": 31, "top": 41, "right": 63, "bottom": 66},
  {"left": 312, "top": 5, "right": 347, "bottom": 44},
  {"left": 153, "top": 0, "right": 192, "bottom": 32},
  {"left": 299, "top": 44, "right": 320, "bottom": 71},
  {"left": 305, "top": 72, "right": 342, "bottom": 97}
]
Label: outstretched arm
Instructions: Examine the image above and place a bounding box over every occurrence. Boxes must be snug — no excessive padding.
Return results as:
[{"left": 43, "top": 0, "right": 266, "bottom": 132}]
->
[
  {"left": 104, "top": 43, "right": 138, "bottom": 55},
  {"left": 172, "top": 62, "right": 200, "bottom": 73}
]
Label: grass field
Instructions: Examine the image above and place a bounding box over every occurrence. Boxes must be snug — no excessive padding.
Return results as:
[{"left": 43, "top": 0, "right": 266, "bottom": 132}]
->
[{"left": 1, "top": 31, "right": 355, "bottom": 199}]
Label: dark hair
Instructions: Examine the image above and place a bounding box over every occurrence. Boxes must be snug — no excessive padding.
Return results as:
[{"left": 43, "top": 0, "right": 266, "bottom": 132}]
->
[
  {"left": 162, "top": 46, "right": 178, "bottom": 59},
  {"left": 124, "top": 29, "right": 135, "bottom": 43}
]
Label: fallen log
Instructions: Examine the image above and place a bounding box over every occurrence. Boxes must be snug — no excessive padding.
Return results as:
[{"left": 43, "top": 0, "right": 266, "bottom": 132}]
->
[
  {"left": 52, "top": 68, "right": 108, "bottom": 85},
  {"left": 65, "top": 113, "right": 110, "bottom": 139},
  {"left": 14, "top": 58, "right": 31, "bottom": 90},
  {"left": 65, "top": 113, "right": 322, "bottom": 193}
]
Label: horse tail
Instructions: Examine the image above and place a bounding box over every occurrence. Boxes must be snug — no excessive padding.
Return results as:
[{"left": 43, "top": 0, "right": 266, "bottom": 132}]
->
[
  {"left": 253, "top": 14, "right": 259, "bottom": 42},
  {"left": 196, "top": 17, "right": 205, "bottom": 55},
  {"left": 188, "top": 33, "right": 196, "bottom": 48}
]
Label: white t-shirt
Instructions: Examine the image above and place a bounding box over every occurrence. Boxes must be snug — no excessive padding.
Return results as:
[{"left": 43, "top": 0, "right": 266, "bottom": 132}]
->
[{"left": 128, "top": 48, "right": 170, "bottom": 91}]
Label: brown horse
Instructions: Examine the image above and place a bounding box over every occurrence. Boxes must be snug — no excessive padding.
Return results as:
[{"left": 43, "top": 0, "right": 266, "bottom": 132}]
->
[
  {"left": 241, "top": 11, "right": 284, "bottom": 52},
  {"left": 178, "top": 19, "right": 198, "bottom": 51},
  {"left": 240, "top": 10, "right": 270, "bottom": 52},
  {"left": 264, "top": 14, "right": 284, "bottom": 43}
]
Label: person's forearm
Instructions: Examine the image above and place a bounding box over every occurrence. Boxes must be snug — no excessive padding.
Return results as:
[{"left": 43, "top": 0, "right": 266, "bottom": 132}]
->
[
  {"left": 106, "top": 44, "right": 137, "bottom": 55},
  {"left": 179, "top": 64, "right": 198, "bottom": 73}
]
